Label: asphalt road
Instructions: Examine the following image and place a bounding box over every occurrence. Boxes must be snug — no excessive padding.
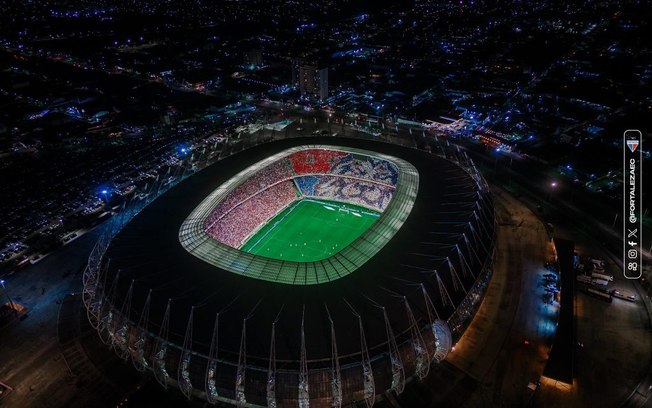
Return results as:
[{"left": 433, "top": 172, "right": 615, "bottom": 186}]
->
[
  {"left": 446, "top": 185, "right": 554, "bottom": 408},
  {"left": 0, "top": 225, "right": 107, "bottom": 408}
]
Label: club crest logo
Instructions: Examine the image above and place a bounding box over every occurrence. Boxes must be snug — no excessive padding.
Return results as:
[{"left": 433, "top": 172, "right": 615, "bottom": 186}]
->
[{"left": 626, "top": 140, "right": 639, "bottom": 153}]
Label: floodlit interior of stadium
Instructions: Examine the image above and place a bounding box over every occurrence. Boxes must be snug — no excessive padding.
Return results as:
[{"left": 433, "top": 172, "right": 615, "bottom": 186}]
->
[{"left": 179, "top": 145, "right": 419, "bottom": 283}]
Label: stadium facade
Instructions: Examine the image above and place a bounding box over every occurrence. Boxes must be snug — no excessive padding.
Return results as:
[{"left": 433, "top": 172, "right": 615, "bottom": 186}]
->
[{"left": 82, "top": 136, "right": 495, "bottom": 407}]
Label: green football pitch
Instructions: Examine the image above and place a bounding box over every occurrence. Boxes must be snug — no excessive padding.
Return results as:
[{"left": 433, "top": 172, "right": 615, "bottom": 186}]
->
[{"left": 240, "top": 199, "right": 380, "bottom": 262}]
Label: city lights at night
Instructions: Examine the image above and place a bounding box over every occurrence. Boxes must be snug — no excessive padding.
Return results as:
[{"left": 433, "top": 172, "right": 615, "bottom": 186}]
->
[{"left": 0, "top": 1, "right": 649, "bottom": 408}]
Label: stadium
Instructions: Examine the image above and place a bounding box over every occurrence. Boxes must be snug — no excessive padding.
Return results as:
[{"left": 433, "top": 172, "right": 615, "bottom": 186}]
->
[{"left": 82, "top": 136, "right": 495, "bottom": 407}]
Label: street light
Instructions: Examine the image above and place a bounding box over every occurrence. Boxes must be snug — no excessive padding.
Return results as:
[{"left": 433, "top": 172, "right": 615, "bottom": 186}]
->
[
  {"left": 0, "top": 279, "right": 18, "bottom": 317},
  {"left": 100, "top": 189, "right": 109, "bottom": 204},
  {"left": 547, "top": 181, "right": 558, "bottom": 203},
  {"left": 492, "top": 148, "right": 500, "bottom": 171}
]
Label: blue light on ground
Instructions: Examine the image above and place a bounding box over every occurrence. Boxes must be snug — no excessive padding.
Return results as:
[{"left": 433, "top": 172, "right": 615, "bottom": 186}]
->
[
  {"left": 98, "top": 186, "right": 110, "bottom": 197},
  {"left": 177, "top": 144, "right": 190, "bottom": 156}
]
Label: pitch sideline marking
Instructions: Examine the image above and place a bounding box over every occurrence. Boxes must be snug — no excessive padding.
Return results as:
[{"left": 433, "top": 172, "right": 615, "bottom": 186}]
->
[
  {"left": 303, "top": 198, "right": 380, "bottom": 218},
  {"left": 245, "top": 200, "right": 302, "bottom": 252}
]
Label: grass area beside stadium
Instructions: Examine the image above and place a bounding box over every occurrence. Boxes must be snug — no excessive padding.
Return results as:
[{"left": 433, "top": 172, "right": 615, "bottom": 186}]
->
[{"left": 240, "top": 198, "right": 380, "bottom": 262}]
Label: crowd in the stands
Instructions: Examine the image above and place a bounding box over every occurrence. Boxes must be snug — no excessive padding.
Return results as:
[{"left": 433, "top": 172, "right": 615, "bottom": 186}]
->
[
  {"left": 205, "top": 180, "right": 297, "bottom": 248},
  {"left": 205, "top": 160, "right": 294, "bottom": 227},
  {"left": 317, "top": 176, "right": 394, "bottom": 210},
  {"left": 330, "top": 155, "right": 399, "bottom": 185},
  {"left": 289, "top": 149, "right": 348, "bottom": 175}
]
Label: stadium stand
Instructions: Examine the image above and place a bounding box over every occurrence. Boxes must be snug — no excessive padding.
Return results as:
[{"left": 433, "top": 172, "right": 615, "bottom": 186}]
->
[
  {"left": 205, "top": 181, "right": 298, "bottom": 248},
  {"left": 294, "top": 175, "right": 319, "bottom": 196},
  {"left": 203, "top": 160, "right": 294, "bottom": 228},
  {"left": 311, "top": 175, "right": 394, "bottom": 211},
  {"left": 288, "top": 149, "right": 348, "bottom": 174},
  {"left": 330, "top": 153, "right": 399, "bottom": 185}
]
